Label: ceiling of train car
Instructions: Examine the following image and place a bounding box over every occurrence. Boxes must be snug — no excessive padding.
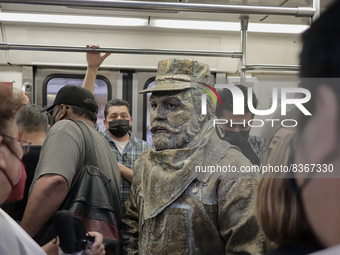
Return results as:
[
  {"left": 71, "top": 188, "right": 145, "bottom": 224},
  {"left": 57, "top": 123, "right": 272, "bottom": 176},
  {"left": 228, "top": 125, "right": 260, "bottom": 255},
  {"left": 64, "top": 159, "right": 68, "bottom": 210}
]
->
[
  {"left": 154, "top": 0, "right": 309, "bottom": 6},
  {"left": 0, "top": 0, "right": 334, "bottom": 26},
  {"left": 0, "top": 0, "right": 331, "bottom": 70}
]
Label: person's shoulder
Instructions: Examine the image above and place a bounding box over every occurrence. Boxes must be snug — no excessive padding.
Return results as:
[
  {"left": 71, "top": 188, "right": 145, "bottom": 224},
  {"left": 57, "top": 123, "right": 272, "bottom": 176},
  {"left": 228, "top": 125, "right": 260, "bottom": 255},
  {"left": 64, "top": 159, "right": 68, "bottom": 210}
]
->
[
  {"left": 204, "top": 131, "right": 255, "bottom": 171},
  {"left": 44, "top": 120, "right": 83, "bottom": 145},
  {"left": 56, "top": 118, "right": 79, "bottom": 127},
  {"left": 49, "top": 119, "right": 82, "bottom": 134},
  {"left": 133, "top": 148, "right": 150, "bottom": 168},
  {"left": 220, "top": 145, "right": 252, "bottom": 165},
  {"left": 85, "top": 123, "right": 112, "bottom": 146},
  {"left": 130, "top": 133, "right": 150, "bottom": 148},
  {"left": 99, "top": 128, "right": 110, "bottom": 137},
  {"left": 130, "top": 149, "right": 150, "bottom": 184},
  {"left": 249, "top": 135, "right": 266, "bottom": 146},
  {"left": 47, "top": 119, "right": 67, "bottom": 134},
  {"left": 215, "top": 146, "right": 261, "bottom": 179}
]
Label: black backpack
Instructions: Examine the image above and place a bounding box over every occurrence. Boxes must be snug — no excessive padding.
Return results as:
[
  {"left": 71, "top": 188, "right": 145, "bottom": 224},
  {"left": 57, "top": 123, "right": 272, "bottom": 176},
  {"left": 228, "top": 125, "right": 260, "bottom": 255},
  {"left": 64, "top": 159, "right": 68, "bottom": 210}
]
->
[{"left": 35, "top": 120, "right": 122, "bottom": 255}]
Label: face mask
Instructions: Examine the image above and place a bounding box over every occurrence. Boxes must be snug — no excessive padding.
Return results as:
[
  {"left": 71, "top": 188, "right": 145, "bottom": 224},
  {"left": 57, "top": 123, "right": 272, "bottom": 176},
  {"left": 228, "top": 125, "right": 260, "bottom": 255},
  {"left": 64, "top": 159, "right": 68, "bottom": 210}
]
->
[
  {"left": 108, "top": 119, "right": 130, "bottom": 138},
  {"left": 48, "top": 106, "right": 61, "bottom": 127},
  {"left": 3, "top": 161, "right": 27, "bottom": 203}
]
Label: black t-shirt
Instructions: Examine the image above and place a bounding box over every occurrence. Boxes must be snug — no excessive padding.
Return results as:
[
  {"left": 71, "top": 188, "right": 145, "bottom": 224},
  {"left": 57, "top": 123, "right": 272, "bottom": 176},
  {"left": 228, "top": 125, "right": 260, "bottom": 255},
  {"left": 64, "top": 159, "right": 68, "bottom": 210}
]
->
[{"left": 1, "top": 146, "right": 41, "bottom": 222}]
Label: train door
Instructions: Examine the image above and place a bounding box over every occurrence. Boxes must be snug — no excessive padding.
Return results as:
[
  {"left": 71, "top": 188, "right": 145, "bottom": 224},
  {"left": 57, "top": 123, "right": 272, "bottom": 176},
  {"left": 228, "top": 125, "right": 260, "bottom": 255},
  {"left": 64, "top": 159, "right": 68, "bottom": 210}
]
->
[{"left": 35, "top": 67, "right": 119, "bottom": 132}]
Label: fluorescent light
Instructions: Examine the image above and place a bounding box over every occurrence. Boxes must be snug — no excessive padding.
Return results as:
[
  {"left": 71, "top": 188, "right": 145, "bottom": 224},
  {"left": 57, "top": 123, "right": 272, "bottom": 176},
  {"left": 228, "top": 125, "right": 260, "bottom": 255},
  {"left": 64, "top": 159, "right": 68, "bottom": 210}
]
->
[
  {"left": 249, "top": 23, "right": 309, "bottom": 34},
  {"left": 0, "top": 12, "right": 148, "bottom": 27},
  {"left": 151, "top": 19, "right": 309, "bottom": 34},
  {"left": 0, "top": 12, "right": 309, "bottom": 34},
  {"left": 150, "top": 19, "right": 240, "bottom": 32}
]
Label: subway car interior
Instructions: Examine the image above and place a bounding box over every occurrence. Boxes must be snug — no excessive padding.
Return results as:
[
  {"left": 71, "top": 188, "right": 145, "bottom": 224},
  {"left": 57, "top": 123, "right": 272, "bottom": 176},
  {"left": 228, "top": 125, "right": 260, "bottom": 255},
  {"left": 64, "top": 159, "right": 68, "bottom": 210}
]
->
[
  {"left": 1, "top": 1, "right": 340, "bottom": 254},
  {"left": 0, "top": 0, "right": 333, "bottom": 143}
]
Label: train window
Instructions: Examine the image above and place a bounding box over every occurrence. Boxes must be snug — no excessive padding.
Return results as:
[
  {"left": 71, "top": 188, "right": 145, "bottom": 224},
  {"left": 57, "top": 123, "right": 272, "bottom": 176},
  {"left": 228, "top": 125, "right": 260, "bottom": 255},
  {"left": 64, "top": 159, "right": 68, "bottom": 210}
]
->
[
  {"left": 45, "top": 76, "right": 109, "bottom": 132},
  {"left": 143, "top": 78, "right": 155, "bottom": 146}
]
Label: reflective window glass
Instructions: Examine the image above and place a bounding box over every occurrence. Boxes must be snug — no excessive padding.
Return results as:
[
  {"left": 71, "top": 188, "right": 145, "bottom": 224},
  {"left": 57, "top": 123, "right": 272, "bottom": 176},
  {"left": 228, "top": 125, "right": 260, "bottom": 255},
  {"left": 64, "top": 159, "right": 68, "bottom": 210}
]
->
[
  {"left": 46, "top": 77, "right": 108, "bottom": 132},
  {"left": 145, "top": 80, "right": 155, "bottom": 147}
]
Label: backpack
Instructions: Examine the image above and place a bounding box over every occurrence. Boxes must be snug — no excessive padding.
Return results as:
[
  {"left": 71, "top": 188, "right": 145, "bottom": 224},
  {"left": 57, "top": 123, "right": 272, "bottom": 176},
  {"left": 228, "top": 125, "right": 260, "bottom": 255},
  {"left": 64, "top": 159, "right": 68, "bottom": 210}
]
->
[{"left": 35, "top": 120, "right": 122, "bottom": 255}]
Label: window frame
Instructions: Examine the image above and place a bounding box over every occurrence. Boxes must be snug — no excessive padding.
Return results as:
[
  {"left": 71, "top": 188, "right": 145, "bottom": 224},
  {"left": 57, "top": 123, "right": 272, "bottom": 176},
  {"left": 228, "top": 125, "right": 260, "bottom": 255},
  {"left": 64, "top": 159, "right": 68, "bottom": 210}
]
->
[
  {"left": 142, "top": 77, "right": 156, "bottom": 142},
  {"left": 42, "top": 73, "right": 112, "bottom": 107}
]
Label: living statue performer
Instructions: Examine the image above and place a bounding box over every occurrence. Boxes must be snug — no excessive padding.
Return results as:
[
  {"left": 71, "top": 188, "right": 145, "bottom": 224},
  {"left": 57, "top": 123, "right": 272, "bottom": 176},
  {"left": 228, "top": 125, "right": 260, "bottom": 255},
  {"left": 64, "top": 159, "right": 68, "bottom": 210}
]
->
[{"left": 123, "top": 58, "right": 267, "bottom": 255}]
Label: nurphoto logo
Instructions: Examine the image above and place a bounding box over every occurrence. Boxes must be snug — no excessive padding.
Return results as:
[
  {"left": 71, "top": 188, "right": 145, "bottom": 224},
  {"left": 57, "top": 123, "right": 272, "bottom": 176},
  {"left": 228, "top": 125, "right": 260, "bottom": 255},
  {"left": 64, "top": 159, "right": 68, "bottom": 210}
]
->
[{"left": 200, "top": 83, "right": 312, "bottom": 127}]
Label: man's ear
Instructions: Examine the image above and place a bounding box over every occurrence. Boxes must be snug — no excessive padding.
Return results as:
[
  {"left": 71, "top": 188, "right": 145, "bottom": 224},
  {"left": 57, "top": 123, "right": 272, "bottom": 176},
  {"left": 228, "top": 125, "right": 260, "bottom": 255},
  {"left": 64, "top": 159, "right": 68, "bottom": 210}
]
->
[
  {"left": 296, "top": 85, "right": 338, "bottom": 165},
  {"left": 103, "top": 119, "right": 108, "bottom": 129},
  {"left": 56, "top": 104, "right": 68, "bottom": 122},
  {"left": 130, "top": 117, "right": 133, "bottom": 127}
]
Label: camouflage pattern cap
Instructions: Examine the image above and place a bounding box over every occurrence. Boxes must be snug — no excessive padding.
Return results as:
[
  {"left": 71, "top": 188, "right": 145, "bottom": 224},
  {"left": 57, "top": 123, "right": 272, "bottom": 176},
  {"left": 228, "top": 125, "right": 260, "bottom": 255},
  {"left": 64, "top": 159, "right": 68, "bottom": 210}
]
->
[{"left": 139, "top": 58, "right": 212, "bottom": 93}]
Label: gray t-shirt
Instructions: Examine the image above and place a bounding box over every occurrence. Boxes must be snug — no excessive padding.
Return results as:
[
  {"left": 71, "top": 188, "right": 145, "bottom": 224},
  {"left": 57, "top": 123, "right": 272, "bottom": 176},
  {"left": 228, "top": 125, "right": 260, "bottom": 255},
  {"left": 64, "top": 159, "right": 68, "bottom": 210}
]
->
[{"left": 30, "top": 119, "right": 121, "bottom": 214}]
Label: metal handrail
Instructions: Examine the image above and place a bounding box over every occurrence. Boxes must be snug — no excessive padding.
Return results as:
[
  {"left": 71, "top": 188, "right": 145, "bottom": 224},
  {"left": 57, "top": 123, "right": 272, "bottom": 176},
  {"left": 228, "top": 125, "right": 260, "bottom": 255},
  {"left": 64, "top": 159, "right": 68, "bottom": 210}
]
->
[
  {"left": 0, "top": 0, "right": 316, "bottom": 17},
  {"left": 241, "top": 64, "right": 300, "bottom": 71},
  {"left": 0, "top": 43, "right": 243, "bottom": 58}
]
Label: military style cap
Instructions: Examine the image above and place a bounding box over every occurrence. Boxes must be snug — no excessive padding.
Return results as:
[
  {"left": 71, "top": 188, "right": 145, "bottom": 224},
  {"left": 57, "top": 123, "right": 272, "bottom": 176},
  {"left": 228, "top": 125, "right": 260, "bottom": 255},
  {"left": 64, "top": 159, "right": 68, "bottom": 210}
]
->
[{"left": 139, "top": 58, "right": 212, "bottom": 93}]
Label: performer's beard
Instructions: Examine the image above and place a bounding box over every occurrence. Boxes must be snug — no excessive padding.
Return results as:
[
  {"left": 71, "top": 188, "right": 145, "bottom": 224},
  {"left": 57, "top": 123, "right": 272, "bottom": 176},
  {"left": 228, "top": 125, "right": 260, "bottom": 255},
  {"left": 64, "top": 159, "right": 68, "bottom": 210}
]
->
[{"left": 151, "top": 114, "right": 201, "bottom": 151}]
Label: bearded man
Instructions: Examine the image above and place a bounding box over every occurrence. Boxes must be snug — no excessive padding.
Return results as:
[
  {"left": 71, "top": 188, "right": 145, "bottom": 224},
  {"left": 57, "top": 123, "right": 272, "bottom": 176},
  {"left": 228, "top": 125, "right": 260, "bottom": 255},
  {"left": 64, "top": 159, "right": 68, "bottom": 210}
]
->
[{"left": 123, "top": 58, "right": 266, "bottom": 255}]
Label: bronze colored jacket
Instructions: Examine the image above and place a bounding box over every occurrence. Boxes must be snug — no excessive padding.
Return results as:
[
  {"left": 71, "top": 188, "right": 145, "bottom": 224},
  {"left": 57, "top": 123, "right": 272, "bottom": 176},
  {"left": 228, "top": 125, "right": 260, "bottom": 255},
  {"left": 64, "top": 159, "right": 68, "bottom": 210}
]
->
[{"left": 123, "top": 119, "right": 267, "bottom": 255}]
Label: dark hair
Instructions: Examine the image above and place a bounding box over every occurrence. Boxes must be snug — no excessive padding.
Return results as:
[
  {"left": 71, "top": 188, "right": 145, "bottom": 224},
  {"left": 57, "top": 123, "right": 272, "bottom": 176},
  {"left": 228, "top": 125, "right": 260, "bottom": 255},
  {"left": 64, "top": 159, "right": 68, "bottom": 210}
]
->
[
  {"left": 215, "top": 84, "right": 258, "bottom": 118},
  {"left": 0, "top": 84, "right": 22, "bottom": 134},
  {"left": 104, "top": 99, "right": 131, "bottom": 119},
  {"left": 16, "top": 104, "right": 49, "bottom": 133},
  {"left": 69, "top": 104, "right": 97, "bottom": 124},
  {"left": 299, "top": 0, "right": 340, "bottom": 130}
]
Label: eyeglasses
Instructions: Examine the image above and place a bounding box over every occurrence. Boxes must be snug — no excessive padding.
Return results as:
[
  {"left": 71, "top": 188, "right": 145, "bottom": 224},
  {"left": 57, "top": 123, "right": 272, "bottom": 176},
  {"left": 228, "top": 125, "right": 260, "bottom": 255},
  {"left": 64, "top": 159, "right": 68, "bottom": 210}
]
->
[
  {"left": 46, "top": 105, "right": 68, "bottom": 124},
  {"left": 46, "top": 105, "right": 57, "bottom": 120},
  {"left": 1, "top": 134, "right": 31, "bottom": 158}
]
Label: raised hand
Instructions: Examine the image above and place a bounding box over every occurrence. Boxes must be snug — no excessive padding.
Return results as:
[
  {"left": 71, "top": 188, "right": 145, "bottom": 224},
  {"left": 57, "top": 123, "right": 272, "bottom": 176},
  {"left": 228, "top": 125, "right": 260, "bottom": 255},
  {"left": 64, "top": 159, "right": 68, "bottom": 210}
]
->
[{"left": 86, "top": 44, "right": 111, "bottom": 68}]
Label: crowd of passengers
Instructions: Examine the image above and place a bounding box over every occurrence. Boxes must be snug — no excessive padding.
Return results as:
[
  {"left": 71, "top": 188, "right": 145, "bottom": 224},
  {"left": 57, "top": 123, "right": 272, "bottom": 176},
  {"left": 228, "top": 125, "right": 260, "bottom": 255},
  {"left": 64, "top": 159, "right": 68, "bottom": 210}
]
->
[{"left": 1, "top": 1, "right": 340, "bottom": 254}]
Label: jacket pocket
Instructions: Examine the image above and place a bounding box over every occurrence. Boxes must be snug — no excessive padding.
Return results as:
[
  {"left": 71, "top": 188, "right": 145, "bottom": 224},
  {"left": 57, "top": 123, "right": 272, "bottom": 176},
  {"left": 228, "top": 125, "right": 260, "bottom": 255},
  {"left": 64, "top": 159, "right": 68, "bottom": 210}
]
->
[{"left": 140, "top": 207, "right": 189, "bottom": 255}]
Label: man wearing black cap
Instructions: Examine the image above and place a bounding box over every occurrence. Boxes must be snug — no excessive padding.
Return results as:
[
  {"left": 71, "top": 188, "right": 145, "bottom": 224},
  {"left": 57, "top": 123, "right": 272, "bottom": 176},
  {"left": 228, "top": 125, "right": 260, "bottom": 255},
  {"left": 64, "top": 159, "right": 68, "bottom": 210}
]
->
[{"left": 21, "top": 85, "right": 121, "bottom": 245}]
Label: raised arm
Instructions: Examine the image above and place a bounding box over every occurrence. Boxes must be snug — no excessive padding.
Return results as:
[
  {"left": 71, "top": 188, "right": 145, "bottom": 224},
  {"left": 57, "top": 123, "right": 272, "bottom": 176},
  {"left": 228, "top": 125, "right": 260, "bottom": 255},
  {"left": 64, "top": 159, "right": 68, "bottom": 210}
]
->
[{"left": 82, "top": 45, "right": 111, "bottom": 94}]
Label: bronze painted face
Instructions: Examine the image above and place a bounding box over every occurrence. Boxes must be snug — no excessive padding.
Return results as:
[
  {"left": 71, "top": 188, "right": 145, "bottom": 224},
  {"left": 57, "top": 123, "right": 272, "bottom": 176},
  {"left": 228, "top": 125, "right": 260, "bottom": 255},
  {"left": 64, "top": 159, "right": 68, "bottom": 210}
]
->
[{"left": 149, "top": 89, "right": 200, "bottom": 151}]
